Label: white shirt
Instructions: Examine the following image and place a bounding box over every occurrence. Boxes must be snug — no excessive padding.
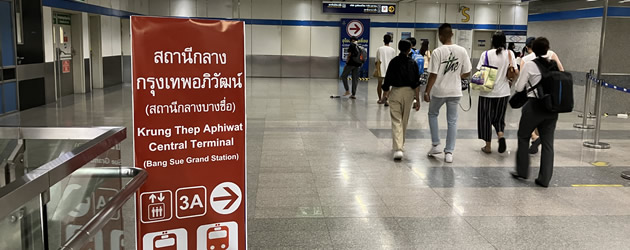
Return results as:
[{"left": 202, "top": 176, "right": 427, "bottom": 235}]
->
[
  {"left": 476, "top": 49, "right": 517, "bottom": 98},
  {"left": 375, "top": 45, "right": 396, "bottom": 77},
  {"left": 514, "top": 59, "right": 544, "bottom": 98},
  {"left": 522, "top": 50, "right": 557, "bottom": 64},
  {"left": 428, "top": 44, "right": 472, "bottom": 98}
]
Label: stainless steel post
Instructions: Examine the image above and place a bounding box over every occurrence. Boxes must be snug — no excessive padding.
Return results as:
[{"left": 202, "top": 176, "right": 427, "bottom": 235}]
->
[
  {"left": 584, "top": 0, "right": 611, "bottom": 149},
  {"left": 574, "top": 69, "right": 595, "bottom": 129}
]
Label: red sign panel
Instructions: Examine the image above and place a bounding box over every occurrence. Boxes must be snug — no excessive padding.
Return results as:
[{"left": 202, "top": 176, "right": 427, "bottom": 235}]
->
[
  {"left": 62, "top": 60, "right": 71, "bottom": 73},
  {"left": 131, "top": 16, "right": 246, "bottom": 250}
]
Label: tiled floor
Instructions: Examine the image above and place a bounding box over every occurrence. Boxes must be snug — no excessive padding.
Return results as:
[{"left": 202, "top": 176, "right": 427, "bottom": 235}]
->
[{"left": 3, "top": 78, "right": 630, "bottom": 249}]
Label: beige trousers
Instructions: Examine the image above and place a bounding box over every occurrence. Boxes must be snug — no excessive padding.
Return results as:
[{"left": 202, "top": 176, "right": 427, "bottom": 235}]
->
[{"left": 389, "top": 87, "right": 415, "bottom": 151}]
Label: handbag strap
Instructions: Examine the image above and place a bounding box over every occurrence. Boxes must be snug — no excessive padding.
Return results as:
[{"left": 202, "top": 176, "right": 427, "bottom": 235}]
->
[
  {"left": 484, "top": 51, "right": 489, "bottom": 66},
  {"left": 507, "top": 51, "right": 513, "bottom": 67}
]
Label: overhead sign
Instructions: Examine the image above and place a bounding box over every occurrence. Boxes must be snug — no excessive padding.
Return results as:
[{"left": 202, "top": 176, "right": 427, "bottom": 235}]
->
[
  {"left": 131, "top": 16, "right": 246, "bottom": 250},
  {"left": 323, "top": 1, "right": 395, "bottom": 15}
]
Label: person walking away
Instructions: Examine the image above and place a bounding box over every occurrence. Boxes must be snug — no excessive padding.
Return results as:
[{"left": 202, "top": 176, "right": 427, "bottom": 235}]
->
[
  {"left": 477, "top": 31, "right": 518, "bottom": 154},
  {"left": 382, "top": 40, "right": 421, "bottom": 160},
  {"left": 407, "top": 37, "right": 419, "bottom": 56},
  {"left": 418, "top": 39, "right": 432, "bottom": 98},
  {"left": 375, "top": 34, "right": 396, "bottom": 105},
  {"left": 511, "top": 37, "right": 559, "bottom": 187},
  {"left": 508, "top": 42, "right": 518, "bottom": 57},
  {"left": 419, "top": 40, "right": 431, "bottom": 72},
  {"left": 520, "top": 37, "right": 565, "bottom": 154},
  {"left": 341, "top": 36, "right": 362, "bottom": 99},
  {"left": 424, "top": 23, "right": 472, "bottom": 163}
]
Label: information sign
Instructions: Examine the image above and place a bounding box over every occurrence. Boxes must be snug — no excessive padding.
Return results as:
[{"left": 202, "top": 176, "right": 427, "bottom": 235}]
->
[
  {"left": 323, "top": 1, "right": 395, "bottom": 15},
  {"left": 131, "top": 16, "right": 246, "bottom": 250},
  {"left": 339, "top": 19, "right": 370, "bottom": 80}
]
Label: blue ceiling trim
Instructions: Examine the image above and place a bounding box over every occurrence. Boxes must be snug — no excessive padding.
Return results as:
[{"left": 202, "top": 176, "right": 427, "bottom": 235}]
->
[{"left": 43, "top": 0, "right": 137, "bottom": 18}]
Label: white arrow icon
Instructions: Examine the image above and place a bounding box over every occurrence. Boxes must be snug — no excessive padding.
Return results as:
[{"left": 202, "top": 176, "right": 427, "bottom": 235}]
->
[
  {"left": 149, "top": 194, "right": 156, "bottom": 203},
  {"left": 158, "top": 193, "right": 165, "bottom": 202}
]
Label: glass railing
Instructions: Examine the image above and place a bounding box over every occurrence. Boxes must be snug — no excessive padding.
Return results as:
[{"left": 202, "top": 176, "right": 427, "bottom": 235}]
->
[{"left": 0, "top": 127, "right": 146, "bottom": 250}]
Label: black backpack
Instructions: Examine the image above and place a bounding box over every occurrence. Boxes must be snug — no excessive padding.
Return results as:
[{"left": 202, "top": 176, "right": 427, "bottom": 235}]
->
[
  {"left": 532, "top": 58, "right": 574, "bottom": 113},
  {"left": 350, "top": 45, "right": 367, "bottom": 65}
]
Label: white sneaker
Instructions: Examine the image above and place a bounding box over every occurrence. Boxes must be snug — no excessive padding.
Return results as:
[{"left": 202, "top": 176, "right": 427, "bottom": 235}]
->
[
  {"left": 445, "top": 153, "right": 453, "bottom": 163},
  {"left": 428, "top": 145, "right": 442, "bottom": 157},
  {"left": 393, "top": 150, "right": 404, "bottom": 161}
]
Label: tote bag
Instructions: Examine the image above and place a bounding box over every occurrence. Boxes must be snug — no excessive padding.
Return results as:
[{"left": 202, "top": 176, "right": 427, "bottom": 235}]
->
[{"left": 471, "top": 51, "right": 498, "bottom": 92}]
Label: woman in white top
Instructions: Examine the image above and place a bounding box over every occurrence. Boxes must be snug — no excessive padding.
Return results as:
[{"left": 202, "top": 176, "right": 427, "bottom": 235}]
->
[
  {"left": 419, "top": 40, "right": 431, "bottom": 70},
  {"left": 476, "top": 31, "right": 518, "bottom": 154},
  {"left": 375, "top": 34, "right": 396, "bottom": 105}
]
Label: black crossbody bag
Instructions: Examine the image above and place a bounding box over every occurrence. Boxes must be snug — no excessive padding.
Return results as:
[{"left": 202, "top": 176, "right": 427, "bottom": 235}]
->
[{"left": 509, "top": 81, "right": 540, "bottom": 109}]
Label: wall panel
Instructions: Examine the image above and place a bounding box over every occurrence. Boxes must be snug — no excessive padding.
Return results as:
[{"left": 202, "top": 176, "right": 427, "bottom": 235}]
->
[
  {"left": 252, "top": 0, "right": 281, "bottom": 19},
  {"left": 149, "top": 0, "right": 170, "bottom": 16},
  {"left": 171, "top": 0, "right": 196, "bottom": 17},
  {"left": 416, "top": 3, "right": 441, "bottom": 23},
  {"left": 282, "top": 0, "right": 311, "bottom": 20},
  {"left": 474, "top": 4, "right": 499, "bottom": 25},
  {"left": 251, "top": 25, "right": 282, "bottom": 56},
  {"left": 310, "top": 27, "right": 338, "bottom": 57},
  {"left": 281, "top": 26, "right": 311, "bottom": 56},
  {"left": 43, "top": 7, "right": 54, "bottom": 62}
]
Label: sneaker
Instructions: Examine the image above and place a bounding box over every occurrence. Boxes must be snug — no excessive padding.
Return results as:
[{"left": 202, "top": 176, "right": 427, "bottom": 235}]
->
[
  {"left": 445, "top": 153, "right": 453, "bottom": 163},
  {"left": 393, "top": 150, "right": 404, "bottom": 161},
  {"left": 428, "top": 145, "right": 442, "bottom": 157}
]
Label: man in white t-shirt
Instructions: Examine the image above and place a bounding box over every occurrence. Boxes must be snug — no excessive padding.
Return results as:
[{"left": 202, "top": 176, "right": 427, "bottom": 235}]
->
[
  {"left": 423, "top": 23, "right": 472, "bottom": 163},
  {"left": 375, "top": 34, "right": 396, "bottom": 105}
]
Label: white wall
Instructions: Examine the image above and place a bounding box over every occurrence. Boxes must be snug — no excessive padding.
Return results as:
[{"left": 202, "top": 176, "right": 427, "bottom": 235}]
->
[
  {"left": 43, "top": 7, "right": 54, "bottom": 62},
  {"left": 475, "top": 4, "right": 499, "bottom": 24},
  {"left": 50, "top": 0, "right": 528, "bottom": 62},
  {"left": 121, "top": 18, "right": 131, "bottom": 56}
]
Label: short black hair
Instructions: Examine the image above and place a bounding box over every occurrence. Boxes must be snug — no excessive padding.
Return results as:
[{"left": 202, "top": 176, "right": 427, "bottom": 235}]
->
[
  {"left": 383, "top": 34, "right": 392, "bottom": 44},
  {"left": 350, "top": 36, "right": 358, "bottom": 42},
  {"left": 406, "top": 37, "right": 417, "bottom": 47},
  {"left": 398, "top": 39, "right": 412, "bottom": 54},
  {"left": 438, "top": 23, "right": 453, "bottom": 37},
  {"left": 508, "top": 42, "right": 515, "bottom": 50},
  {"left": 525, "top": 37, "right": 535, "bottom": 48},
  {"left": 532, "top": 37, "right": 550, "bottom": 57}
]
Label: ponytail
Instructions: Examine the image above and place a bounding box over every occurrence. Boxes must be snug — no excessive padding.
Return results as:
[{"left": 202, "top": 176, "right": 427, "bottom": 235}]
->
[{"left": 496, "top": 47, "right": 503, "bottom": 55}]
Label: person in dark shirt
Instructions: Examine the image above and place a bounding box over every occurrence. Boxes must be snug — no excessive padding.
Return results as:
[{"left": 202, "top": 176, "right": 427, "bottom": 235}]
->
[
  {"left": 341, "top": 36, "right": 362, "bottom": 99},
  {"left": 382, "top": 39, "right": 421, "bottom": 161}
]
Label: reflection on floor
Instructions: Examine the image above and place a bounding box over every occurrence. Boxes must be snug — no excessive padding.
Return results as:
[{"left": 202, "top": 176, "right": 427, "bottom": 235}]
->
[{"left": 2, "top": 78, "right": 630, "bottom": 249}]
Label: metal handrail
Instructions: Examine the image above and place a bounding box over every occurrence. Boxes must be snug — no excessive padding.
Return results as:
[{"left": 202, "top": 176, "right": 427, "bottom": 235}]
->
[
  {"left": 59, "top": 167, "right": 147, "bottom": 250},
  {"left": 0, "top": 127, "right": 127, "bottom": 219}
]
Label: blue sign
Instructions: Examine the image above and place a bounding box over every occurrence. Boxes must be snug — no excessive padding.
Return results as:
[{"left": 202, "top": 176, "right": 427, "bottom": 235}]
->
[
  {"left": 339, "top": 19, "right": 370, "bottom": 79},
  {"left": 324, "top": 2, "right": 395, "bottom": 15}
]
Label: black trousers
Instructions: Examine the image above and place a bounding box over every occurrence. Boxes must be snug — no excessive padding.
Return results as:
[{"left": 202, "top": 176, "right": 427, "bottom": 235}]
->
[
  {"left": 515, "top": 99, "right": 558, "bottom": 186},
  {"left": 477, "top": 96, "right": 509, "bottom": 142},
  {"left": 341, "top": 65, "right": 359, "bottom": 96}
]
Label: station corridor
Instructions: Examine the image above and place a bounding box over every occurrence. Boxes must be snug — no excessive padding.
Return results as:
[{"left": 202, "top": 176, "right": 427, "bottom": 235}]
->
[{"left": 2, "top": 78, "right": 629, "bottom": 249}]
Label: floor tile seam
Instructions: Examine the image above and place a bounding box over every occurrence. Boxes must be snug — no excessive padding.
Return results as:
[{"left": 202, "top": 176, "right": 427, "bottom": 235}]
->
[{"left": 422, "top": 185, "right": 518, "bottom": 242}]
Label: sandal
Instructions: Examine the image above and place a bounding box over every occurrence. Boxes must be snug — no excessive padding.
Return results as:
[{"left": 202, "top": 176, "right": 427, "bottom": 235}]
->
[
  {"left": 481, "top": 147, "right": 492, "bottom": 154},
  {"left": 377, "top": 99, "right": 385, "bottom": 104},
  {"left": 498, "top": 137, "right": 507, "bottom": 153}
]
